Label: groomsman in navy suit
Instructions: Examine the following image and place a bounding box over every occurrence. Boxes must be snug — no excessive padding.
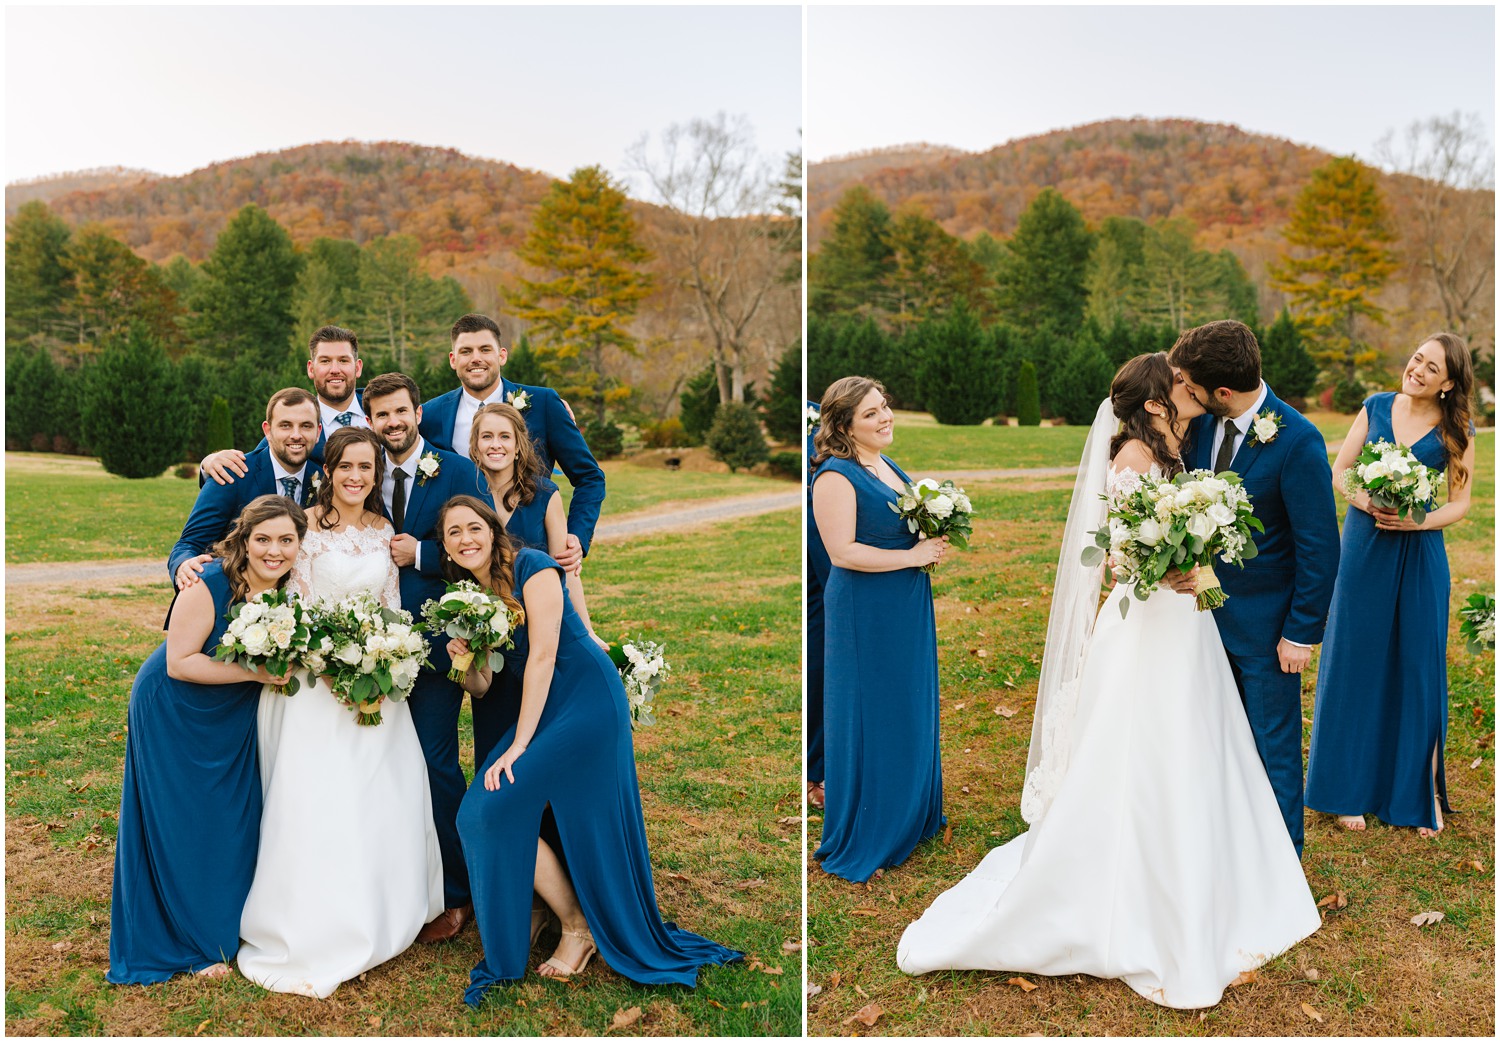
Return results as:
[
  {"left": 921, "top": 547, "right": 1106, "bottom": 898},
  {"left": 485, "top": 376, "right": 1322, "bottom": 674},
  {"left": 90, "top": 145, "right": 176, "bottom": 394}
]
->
[
  {"left": 1170, "top": 320, "right": 1340, "bottom": 856},
  {"left": 168, "top": 387, "right": 321, "bottom": 589},
  {"left": 806, "top": 401, "right": 829, "bottom": 810},
  {"left": 362, "top": 371, "right": 492, "bottom": 943},
  {"left": 198, "top": 325, "right": 370, "bottom": 483},
  {"left": 419, "top": 313, "right": 606, "bottom": 573}
]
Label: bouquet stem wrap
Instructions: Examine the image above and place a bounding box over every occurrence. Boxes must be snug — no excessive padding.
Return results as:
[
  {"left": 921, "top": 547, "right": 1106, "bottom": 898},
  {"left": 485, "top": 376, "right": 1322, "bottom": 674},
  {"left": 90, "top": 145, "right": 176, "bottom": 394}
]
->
[{"left": 1193, "top": 563, "right": 1227, "bottom": 611}]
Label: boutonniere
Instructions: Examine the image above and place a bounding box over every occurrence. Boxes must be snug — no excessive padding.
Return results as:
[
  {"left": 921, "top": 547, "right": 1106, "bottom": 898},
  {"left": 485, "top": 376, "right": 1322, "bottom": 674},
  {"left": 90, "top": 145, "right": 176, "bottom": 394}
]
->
[
  {"left": 805, "top": 405, "right": 820, "bottom": 436},
  {"left": 308, "top": 472, "right": 323, "bottom": 496},
  {"left": 1248, "top": 409, "right": 1284, "bottom": 446},
  {"left": 416, "top": 451, "right": 441, "bottom": 486},
  {"left": 508, "top": 390, "right": 531, "bottom": 413}
]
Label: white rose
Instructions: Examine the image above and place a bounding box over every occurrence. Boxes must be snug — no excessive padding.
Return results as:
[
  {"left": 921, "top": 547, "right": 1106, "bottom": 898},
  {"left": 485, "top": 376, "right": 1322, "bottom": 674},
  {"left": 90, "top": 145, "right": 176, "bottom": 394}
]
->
[
  {"left": 1186, "top": 512, "right": 1217, "bottom": 541},
  {"left": 1206, "top": 503, "right": 1236, "bottom": 528},
  {"left": 1108, "top": 518, "right": 1130, "bottom": 551},
  {"left": 1153, "top": 495, "right": 1175, "bottom": 520},
  {"left": 916, "top": 478, "right": 940, "bottom": 491},
  {"left": 1362, "top": 460, "right": 1390, "bottom": 482},
  {"left": 927, "top": 494, "right": 955, "bottom": 519},
  {"left": 336, "top": 642, "right": 363, "bottom": 666},
  {"left": 1136, "top": 518, "right": 1165, "bottom": 546},
  {"left": 1253, "top": 416, "right": 1279, "bottom": 443},
  {"left": 360, "top": 653, "right": 377, "bottom": 673},
  {"left": 240, "top": 602, "right": 265, "bottom": 624},
  {"left": 241, "top": 623, "right": 270, "bottom": 654},
  {"left": 220, "top": 631, "right": 237, "bottom": 647}
]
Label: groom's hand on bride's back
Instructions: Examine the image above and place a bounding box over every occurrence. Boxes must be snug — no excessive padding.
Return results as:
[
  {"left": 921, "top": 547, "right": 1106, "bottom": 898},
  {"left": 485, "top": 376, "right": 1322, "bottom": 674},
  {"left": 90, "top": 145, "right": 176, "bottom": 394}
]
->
[
  {"left": 1163, "top": 565, "right": 1199, "bottom": 595},
  {"left": 200, "top": 448, "right": 249, "bottom": 485}
]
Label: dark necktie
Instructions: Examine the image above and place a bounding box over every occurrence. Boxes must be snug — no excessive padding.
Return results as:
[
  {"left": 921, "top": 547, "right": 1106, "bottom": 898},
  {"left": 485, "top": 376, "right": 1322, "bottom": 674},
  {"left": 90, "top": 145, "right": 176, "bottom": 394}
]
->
[
  {"left": 1214, "top": 418, "right": 1240, "bottom": 474},
  {"left": 334, "top": 411, "right": 355, "bottom": 427},
  {"left": 392, "top": 467, "right": 408, "bottom": 532},
  {"left": 279, "top": 476, "right": 300, "bottom": 501}
]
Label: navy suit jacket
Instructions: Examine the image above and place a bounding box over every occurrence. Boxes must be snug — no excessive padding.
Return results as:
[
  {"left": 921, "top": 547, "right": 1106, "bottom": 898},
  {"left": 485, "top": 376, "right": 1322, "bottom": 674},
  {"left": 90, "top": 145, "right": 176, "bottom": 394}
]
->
[
  {"left": 1184, "top": 384, "right": 1340, "bottom": 656},
  {"left": 381, "top": 445, "right": 494, "bottom": 675},
  {"left": 247, "top": 388, "right": 365, "bottom": 466},
  {"left": 171, "top": 450, "right": 315, "bottom": 582},
  {"left": 806, "top": 402, "right": 830, "bottom": 592},
  {"left": 419, "top": 379, "right": 606, "bottom": 555}
]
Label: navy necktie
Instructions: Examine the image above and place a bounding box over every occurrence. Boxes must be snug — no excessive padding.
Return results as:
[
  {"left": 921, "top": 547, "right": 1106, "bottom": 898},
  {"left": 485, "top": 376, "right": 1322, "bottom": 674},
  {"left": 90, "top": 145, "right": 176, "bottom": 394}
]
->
[
  {"left": 334, "top": 411, "right": 355, "bottom": 427},
  {"left": 280, "top": 476, "right": 300, "bottom": 501},
  {"left": 392, "top": 468, "right": 407, "bottom": 532},
  {"left": 1214, "top": 418, "right": 1240, "bottom": 474}
]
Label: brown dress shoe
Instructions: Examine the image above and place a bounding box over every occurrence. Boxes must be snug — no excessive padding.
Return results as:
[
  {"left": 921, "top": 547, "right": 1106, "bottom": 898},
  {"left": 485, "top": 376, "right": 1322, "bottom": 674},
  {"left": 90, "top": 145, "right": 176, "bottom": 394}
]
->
[{"left": 416, "top": 903, "right": 473, "bottom": 944}]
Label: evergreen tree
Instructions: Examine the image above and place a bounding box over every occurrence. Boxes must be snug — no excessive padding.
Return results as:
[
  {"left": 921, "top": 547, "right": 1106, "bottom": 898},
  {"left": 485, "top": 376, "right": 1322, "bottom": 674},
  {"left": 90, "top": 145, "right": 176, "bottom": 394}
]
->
[
  {"left": 806, "top": 313, "right": 848, "bottom": 402},
  {"left": 60, "top": 226, "right": 180, "bottom": 351},
  {"left": 358, "top": 234, "right": 468, "bottom": 374},
  {"left": 1049, "top": 325, "right": 1115, "bottom": 424},
  {"left": 1138, "top": 217, "right": 1218, "bottom": 328},
  {"left": 292, "top": 237, "right": 363, "bottom": 334},
  {"left": 206, "top": 397, "right": 234, "bottom": 453},
  {"left": 763, "top": 339, "right": 803, "bottom": 443},
  {"left": 913, "top": 305, "right": 1002, "bottom": 425},
  {"left": 192, "top": 205, "right": 302, "bottom": 370},
  {"left": 706, "top": 401, "right": 769, "bottom": 472},
  {"left": 512, "top": 165, "right": 654, "bottom": 423},
  {"left": 504, "top": 334, "right": 547, "bottom": 386},
  {"left": 810, "top": 185, "right": 894, "bottom": 317},
  {"left": 993, "top": 188, "right": 1094, "bottom": 336},
  {"left": 78, "top": 325, "right": 191, "bottom": 478},
  {"left": 1260, "top": 309, "right": 1318, "bottom": 400},
  {"left": 1270, "top": 156, "right": 1398, "bottom": 381},
  {"left": 5, "top": 346, "right": 62, "bottom": 450},
  {"left": 1084, "top": 216, "right": 1148, "bottom": 327},
  {"left": 5, "top": 201, "right": 73, "bottom": 342},
  {"left": 885, "top": 207, "right": 992, "bottom": 324},
  {"left": 1213, "top": 249, "right": 1261, "bottom": 327},
  {"left": 1016, "top": 360, "right": 1042, "bottom": 426},
  {"left": 1101, "top": 315, "right": 1137, "bottom": 367},
  {"left": 679, "top": 364, "right": 721, "bottom": 444}
]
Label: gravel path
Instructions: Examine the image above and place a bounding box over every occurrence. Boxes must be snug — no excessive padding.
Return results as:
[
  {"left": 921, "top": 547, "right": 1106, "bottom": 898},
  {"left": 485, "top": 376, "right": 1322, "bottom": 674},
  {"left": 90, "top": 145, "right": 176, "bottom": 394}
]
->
[{"left": 5, "top": 489, "right": 803, "bottom": 590}]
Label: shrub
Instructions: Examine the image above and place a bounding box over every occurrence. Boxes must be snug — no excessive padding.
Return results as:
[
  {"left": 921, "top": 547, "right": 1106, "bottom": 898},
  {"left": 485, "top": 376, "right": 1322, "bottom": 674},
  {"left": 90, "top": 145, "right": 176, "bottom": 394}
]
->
[
  {"left": 206, "top": 396, "right": 234, "bottom": 453},
  {"left": 762, "top": 339, "right": 803, "bottom": 443},
  {"left": 174, "top": 463, "right": 198, "bottom": 479},
  {"left": 1016, "top": 360, "right": 1042, "bottom": 426},
  {"left": 706, "top": 402, "right": 769, "bottom": 473},
  {"left": 583, "top": 418, "right": 625, "bottom": 459},
  {"left": 640, "top": 417, "right": 690, "bottom": 448},
  {"left": 77, "top": 325, "right": 191, "bottom": 478},
  {"left": 1049, "top": 329, "right": 1114, "bottom": 425},
  {"left": 767, "top": 451, "right": 801, "bottom": 480},
  {"left": 1332, "top": 378, "right": 1367, "bottom": 414},
  {"left": 679, "top": 365, "right": 720, "bottom": 444},
  {"left": 913, "top": 305, "right": 1003, "bottom": 425}
]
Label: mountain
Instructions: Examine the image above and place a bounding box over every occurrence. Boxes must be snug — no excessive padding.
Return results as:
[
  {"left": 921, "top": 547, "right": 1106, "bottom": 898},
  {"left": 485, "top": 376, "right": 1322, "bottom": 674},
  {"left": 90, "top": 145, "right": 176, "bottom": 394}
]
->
[{"left": 6, "top": 166, "right": 161, "bottom": 210}]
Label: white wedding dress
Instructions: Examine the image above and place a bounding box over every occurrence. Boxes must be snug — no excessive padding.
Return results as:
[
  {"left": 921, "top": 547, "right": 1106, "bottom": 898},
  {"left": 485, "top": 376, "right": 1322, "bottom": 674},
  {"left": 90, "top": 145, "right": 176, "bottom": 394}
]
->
[
  {"left": 237, "top": 523, "right": 443, "bottom": 998},
  {"left": 897, "top": 464, "right": 1320, "bottom": 1010}
]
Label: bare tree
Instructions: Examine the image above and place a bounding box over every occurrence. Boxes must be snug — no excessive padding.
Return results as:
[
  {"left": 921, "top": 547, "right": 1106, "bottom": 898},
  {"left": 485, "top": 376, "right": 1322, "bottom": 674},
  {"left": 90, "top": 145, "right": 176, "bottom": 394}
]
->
[
  {"left": 627, "top": 113, "right": 794, "bottom": 403},
  {"left": 1375, "top": 111, "right": 1496, "bottom": 347}
]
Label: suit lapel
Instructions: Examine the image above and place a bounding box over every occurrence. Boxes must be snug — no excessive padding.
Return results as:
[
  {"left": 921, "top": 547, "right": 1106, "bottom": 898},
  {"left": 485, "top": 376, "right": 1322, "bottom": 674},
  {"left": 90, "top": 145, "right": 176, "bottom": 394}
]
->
[
  {"left": 401, "top": 454, "right": 433, "bottom": 535},
  {"left": 1229, "top": 385, "right": 1281, "bottom": 480},
  {"left": 1187, "top": 414, "right": 1214, "bottom": 471}
]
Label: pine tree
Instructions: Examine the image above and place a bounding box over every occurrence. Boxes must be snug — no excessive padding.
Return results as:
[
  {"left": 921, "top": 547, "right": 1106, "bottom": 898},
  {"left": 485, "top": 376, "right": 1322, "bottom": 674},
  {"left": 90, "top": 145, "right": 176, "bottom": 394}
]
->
[
  {"left": 994, "top": 189, "right": 1095, "bottom": 336},
  {"left": 292, "top": 237, "right": 363, "bottom": 334},
  {"left": 192, "top": 205, "right": 302, "bottom": 370},
  {"left": 1260, "top": 309, "right": 1318, "bottom": 401},
  {"left": 504, "top": 334, "right": 547, "bottom": 386},
  {"left": 706, "top": 401, "right": 769, "bottom": 472},
  {"left": 5, "top": 347, "right": 61, "bottom": 450},
  {"left": 1016, "top": 360, "right": 1042, "bottom": 427},
  {"left": 206, "top": 397, "right": 234, "bottom": 453},
  {"left": 60, "top": 227, "right": 180, "bottom": 351},
  {"left": 913, "top": 305, "right": 1003, "bottom": 425},
  {"left": 78, "top": 325, "right": 190, "bottom": 478},
  {"left": 5, "top": 201, "right": 73, "bottom": 342},
  {"left": 763, "top": 339, "right": 803, "bottom": 443},
  {"left": 679, "top": 365, "right": 721, "bottom": 444},
  {"left": 512, "top": 166, "right": 654, "bottom": 424},
  {"left": 1049, "top": 325, "right": 1115, "bottom": 425},
  {"left": 810, "top": 185, "right": 895, "bottom": 317},
  {"left": 1270, "top": 157, "right": 1398, "bottom": 381},
  {"left": 885, "top": 207, "right": 992, "bottom": 324}
]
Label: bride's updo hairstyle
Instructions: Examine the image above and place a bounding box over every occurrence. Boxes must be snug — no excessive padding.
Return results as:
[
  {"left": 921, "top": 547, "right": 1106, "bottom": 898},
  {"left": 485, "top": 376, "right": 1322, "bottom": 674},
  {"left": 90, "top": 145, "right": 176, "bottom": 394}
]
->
[
  {"left": 1109, "top": 352, "right": 1183, "bottom": 475},
  {"left": 212, "top": 494, "right": 309, "bottom": 601},
  {"left": 436, "top": 494, "right": 525, "bottom": 618},
  {"left": 314, "top": 427, "right": 387, "bottom": 530},
  {"left": 813, "top": 376, "right": 889, "bottom": 467}
]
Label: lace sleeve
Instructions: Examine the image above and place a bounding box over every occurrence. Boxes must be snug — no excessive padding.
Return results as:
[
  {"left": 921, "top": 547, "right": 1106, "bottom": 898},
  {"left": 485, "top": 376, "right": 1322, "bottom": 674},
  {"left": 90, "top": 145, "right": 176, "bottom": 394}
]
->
[
  {"left": 378, "top": 524, "right": 402, "bottom": 613},
  {"left": 288, "top": 540, "right": 317, "bottom": 603}
]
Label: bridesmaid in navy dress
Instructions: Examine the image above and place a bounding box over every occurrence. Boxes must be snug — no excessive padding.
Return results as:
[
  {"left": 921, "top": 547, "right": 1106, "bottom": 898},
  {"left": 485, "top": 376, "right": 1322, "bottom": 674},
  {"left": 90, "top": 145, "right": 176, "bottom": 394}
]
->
[
  {"left": 468, "top": 402, "right": 603, "bottom": 765},
  {"left": 1307, "top": 333, "right": 1477, "bottom": 837},
  {"left": 108, "top": 496, "right": 306, "bottom": 983},
  {"left": 438, "top": 496, "right": 741, "bottom": 1002},
  {"left": 810, "top": 376, "right": 947, "bottom": 883}
]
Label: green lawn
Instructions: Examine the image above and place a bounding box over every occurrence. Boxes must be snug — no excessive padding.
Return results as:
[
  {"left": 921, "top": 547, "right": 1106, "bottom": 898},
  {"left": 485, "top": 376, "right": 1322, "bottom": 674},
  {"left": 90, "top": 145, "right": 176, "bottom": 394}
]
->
[
  {"left": 808, "top": 434, "right": 1495, "bottom": 1036},
  {"left": 4, "top": 505, "right": 801, "bottom": 1036},
  {"left": 3, "top": 453, "right": 788, "bottom": 565}
]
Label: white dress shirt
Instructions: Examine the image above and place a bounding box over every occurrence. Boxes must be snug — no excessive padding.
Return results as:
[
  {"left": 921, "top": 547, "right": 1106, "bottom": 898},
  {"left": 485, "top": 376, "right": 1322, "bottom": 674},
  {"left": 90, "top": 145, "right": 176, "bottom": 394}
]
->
[
  {"left": 319, "top": 398, "right": 369, "bottom": 431},
  {"left": 384, "top": 437, "right": 425, "bottom": 569},
  {"left": 1208, "top": 382, "right": 1269, "bottom": 466},
  {"left": 452, "top": 384, "right": 506, "bottom": 458},
  {"left": 269, "top": 456, "right": 309, "bottom": 502}
]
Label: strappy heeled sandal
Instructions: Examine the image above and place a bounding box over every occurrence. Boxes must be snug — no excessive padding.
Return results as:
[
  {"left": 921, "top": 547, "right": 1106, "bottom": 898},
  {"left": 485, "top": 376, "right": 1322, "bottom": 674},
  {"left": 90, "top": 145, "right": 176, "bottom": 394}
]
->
[
  {"left": 530, "top": 905, "right": 556, "bottom": 947},
  {"left": 538, "top": 927, "right": 597, "bottom": 979}
]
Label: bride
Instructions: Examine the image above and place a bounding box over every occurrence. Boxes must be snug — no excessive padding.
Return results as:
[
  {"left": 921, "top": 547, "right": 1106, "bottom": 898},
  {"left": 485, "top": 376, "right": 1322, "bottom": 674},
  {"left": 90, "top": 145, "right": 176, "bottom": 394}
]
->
[
  {"left": 897, "top": 353, "right": 1320, "bottom": 1010},
  {"left": 237, "top": 427, "right": 443, "bottom": 998}
]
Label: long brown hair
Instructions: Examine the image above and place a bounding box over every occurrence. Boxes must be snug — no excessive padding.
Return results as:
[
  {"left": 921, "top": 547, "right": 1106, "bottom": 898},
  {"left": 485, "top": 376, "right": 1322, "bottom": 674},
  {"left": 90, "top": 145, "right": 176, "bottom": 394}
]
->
[
  {"left": 435, "top": 495, "right": 526, "bottom": 618},
  {"left": 812, "top": 376, "right": 888, "bottom": 467},
  {"left": 1421, "top": 332, "right": 1474, "bottom": 490},
  {"left": 212, "top": 495, "right": 309, "bottom": 602},
  {"left": 469, "top": 402, "right": 540, "bottom": 511},
  {"left": 1110, "top": 353, "right": 1184, "bottom": 475},
  {"left": 313, "top": 427, "right": 387, "bottom": 530}
]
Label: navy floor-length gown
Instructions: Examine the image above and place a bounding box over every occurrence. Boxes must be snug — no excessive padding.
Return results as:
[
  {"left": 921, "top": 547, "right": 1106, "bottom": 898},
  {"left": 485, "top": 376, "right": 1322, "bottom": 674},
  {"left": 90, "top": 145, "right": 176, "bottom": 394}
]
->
[
  {"left": 1306, "top": 393, "right": 1461, "bottom": 829},
  {"left": 457, "top": 549, "right": 741, "bottom": 1004},
  {"left": 108, "top": 560, "right": 263, "bottom": 983},
  {"left": 813, "top": 454, "right": 945, "bottom": 882}
]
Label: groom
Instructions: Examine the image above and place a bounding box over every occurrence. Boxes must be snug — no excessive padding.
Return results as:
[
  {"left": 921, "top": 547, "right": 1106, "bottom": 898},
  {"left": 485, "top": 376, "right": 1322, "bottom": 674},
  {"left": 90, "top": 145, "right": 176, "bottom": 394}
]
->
[
  {"left": 363, "top": 371, "right": 493, "bottom": 941},
  {"left": 1170, "top": 320, "right": 1340, "bottom": 856}
]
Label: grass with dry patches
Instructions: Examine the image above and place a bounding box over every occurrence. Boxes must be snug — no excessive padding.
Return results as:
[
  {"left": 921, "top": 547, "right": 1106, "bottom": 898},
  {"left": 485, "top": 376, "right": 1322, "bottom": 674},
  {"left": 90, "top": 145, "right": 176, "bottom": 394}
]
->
[
  {"left": 808, "top": 434, "right": 1494, "bottom": 1036},
  {"left": 3, "top": 452, "right": 787, "bottom": 564},
  {"left": 4, "top": 510, "right": 801, "bottom": 1036}
]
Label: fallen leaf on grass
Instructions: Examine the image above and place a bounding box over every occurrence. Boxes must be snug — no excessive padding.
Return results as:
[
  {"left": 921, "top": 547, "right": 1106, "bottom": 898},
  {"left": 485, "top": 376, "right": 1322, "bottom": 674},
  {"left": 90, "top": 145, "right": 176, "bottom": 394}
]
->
[
  {"left": 1304, "top": 967, "right": 1320, "bottom": 981},
  {"left": 850, "top": 906, "right": 878, "bottom": 917},
  {"left": 608, "top": 1006, "right": 643, "bottom": 1031},
  {"left": 842, "top": 1002, "right": 883, "bottom": 1028},
  {"left": 367, "top": 1017, "right": 382, "bottom": 1028},
  {"left": 828, "top": 971, "right": 842, "bottom": 988},
  {"left": 960, "top": 786, "right": 970, "bottom": 794},
  {"left": 1410, "top": 910, "right": 1445, "bottom": 927},
  {"left": 682, "top": 817, "right": 708, "bottom": 829},
  {"left": 943, "top": 825, "right": 953, "bottom": 845},
  {"left": 782, "top": 938, "right": 802, "bottom": 953},
  {"left": 854, "top": 983, "right": 870, "bottom": 999},
  {"left": 663, "top": 872, "right": 693, "bottom": 883},
  {"left": 994, "top": 706, "right": 1017, "bottom": 718},
  {"left": 806, "top": 982, "right": 822, "bottom": 998},
  {"left": 1316, "top": 891, "right": 1348, "bottom": 910},
  {"left": 1459, "top": 860, "right": 1485, "bottom": 873},
  {"left": 1006, "top": 976, "right": 1038, "bottom": 992},
  {"left": 706, "top": 1000, "right": 725, "bottom": 1009},
  {"left": 1228, "top": 970, "right": 1257, "bottom": 988},
  {"left": 193, "top": 1019, "right": 212, "bottom": 1036},
  {"left": 735, "top": 879, "right": 766, "bottom": 890},
  {"left": 51, "top": 941, "right": 71, "bottom": 952},
  {"left": 740, "top": 1000, "right": 769, "bottom": 1008},
  {"left": 1300, "top": 1002, "right": 1324, "bottom": 1023},
  {"left": 1471, "top": 758, "right": 1482, "bottom": 770},
  {"left": 953, "top": 702, "right": 966, "bottom": 711},
  {"left": 776, "top": 816, "right": 802, "bottom": 827}
]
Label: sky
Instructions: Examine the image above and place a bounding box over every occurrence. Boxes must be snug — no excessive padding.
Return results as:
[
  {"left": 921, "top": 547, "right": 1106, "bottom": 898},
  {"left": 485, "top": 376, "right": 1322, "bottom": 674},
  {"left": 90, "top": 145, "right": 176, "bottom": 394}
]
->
[
  {"left": 808, "top": 4, "right": 1495, "bottom": 166},
  {"left": 4, "top": 4, "right": 802, "bottom": 195}
]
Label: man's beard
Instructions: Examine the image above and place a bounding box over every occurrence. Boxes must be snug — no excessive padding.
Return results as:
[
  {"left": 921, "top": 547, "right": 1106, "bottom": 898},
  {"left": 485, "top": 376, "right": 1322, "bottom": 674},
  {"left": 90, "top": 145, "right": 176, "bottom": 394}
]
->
[
  {"left": 380, "top": 426, "right": 418, "bottom": 457},
  {"left": 315, "top": 376, "right": 356, "bottom": 408},
  {"left": 271, "top": 440, "right": 309, "bottom": 471}
]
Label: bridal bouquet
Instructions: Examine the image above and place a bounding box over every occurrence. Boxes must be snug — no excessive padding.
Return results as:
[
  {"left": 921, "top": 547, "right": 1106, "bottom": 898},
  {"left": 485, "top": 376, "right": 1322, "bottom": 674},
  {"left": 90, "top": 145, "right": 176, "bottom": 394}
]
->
[
  {"left": 214, "top": 588, "right": 315, "bottom": 696},
  {"left": 1459, "top": 593, "right": 1495, "bottom": 653},
  {"left": 307, "top": 593, "right": 430, "bottom": 726},
  {"left": 1341, "top": 440, "right": 1445, "bottom": 524},
  {"left": 607, "top": 638, "right": 669, "bottom": 729},
  {"left": 418, "top": 580, "right": 524, "bottom": 684},
  {"left": 890, "top": 478, "right": 974, "bottom": 573},
  {"left": 1083, "top": 468, "right": 1262, "bottom": 616}
]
